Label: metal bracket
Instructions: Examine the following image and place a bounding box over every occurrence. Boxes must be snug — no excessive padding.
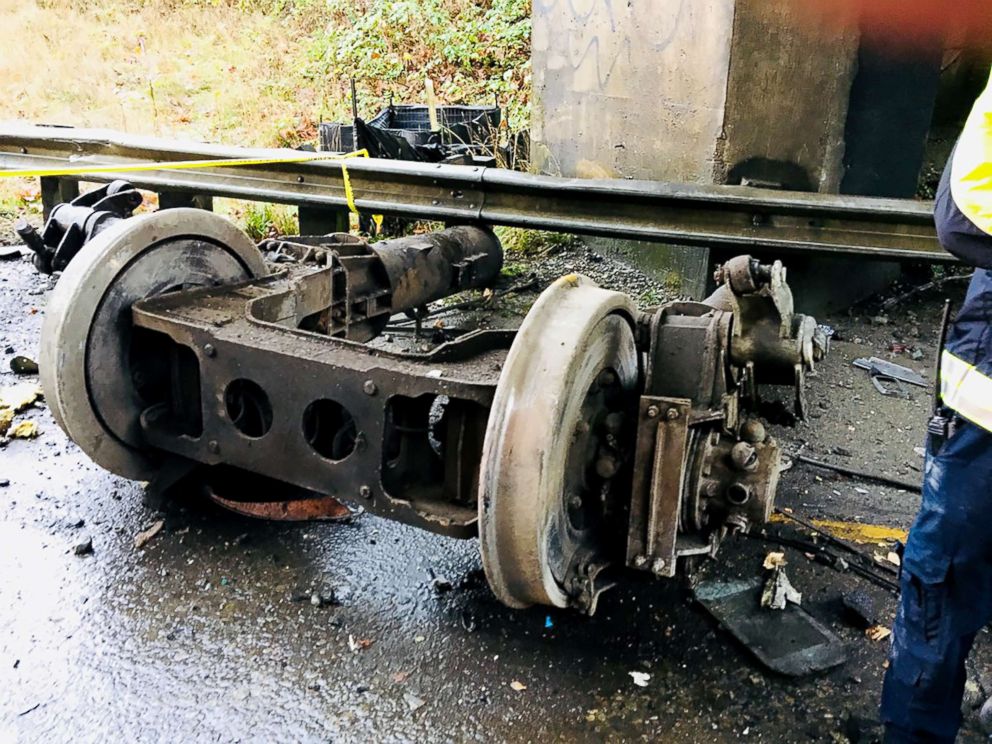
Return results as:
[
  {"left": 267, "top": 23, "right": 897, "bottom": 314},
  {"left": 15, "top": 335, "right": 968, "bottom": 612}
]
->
[{"left": 626, "top": 396, "right": 692, "bottom": 578}]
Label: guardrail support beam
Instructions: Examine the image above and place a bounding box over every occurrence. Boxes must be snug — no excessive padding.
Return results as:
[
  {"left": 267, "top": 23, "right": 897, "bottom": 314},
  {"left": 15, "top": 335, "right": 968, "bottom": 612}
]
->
[
  {"left": 40, "top": 177, "right": 79, "bottom": 220},
  {"left": 298, "top": 206, "right": 349, "bottom": 235}
]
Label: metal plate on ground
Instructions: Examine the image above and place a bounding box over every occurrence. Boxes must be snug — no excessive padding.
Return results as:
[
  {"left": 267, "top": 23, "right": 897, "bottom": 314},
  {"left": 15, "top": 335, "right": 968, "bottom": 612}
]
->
[{"left": 693, "top": 578, "right": 848, "bottom": 676}]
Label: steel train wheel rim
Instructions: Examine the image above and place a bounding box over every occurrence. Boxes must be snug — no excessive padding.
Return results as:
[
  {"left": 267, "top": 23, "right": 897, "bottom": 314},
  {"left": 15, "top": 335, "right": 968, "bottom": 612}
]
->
[
  {"left": 40, "top": 208, "right": 266, "bottom": 479},
  {"left": 478, "top": 274, "right": 639, "bottom": 609}
]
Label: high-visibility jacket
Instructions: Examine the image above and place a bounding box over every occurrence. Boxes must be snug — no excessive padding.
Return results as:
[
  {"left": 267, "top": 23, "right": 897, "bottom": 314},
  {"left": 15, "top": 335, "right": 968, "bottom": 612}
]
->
[{"left": 934, "top": 68, "right": 992, "bottom": 433}]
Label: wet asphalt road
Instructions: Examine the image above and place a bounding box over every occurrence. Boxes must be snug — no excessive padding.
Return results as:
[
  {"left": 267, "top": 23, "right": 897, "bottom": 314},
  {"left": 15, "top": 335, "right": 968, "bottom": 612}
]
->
[{"left": 1, "top": 248, "right": 990, "bottom": 743}]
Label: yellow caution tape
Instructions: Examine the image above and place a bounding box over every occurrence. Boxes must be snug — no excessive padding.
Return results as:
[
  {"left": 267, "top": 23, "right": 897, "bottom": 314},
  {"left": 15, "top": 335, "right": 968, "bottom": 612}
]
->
[{"left": 0, "top": 147, "right": 383, "bottom": 232}]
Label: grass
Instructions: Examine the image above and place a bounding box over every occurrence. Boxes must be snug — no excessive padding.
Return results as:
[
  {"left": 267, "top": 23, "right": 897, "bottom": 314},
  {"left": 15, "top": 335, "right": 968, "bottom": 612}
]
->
[{"left": 0, "top": 0, "right": 532, "bottom": 230}]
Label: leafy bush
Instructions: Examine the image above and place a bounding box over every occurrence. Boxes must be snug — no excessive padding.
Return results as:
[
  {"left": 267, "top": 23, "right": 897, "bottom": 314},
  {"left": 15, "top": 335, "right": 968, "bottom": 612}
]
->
[{"left": 306, "top": 0, "right": 531, "bottom": 127}]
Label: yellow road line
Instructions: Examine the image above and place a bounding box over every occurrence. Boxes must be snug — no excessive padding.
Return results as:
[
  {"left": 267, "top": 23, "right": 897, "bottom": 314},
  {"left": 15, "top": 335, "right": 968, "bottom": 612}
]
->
[{"left": 770, "top": 513, "right": 908, "bottom": 544}]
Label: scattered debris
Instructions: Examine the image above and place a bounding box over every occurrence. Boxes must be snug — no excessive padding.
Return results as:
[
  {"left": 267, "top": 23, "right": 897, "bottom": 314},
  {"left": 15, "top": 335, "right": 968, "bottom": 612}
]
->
[
  {"left": 510, "top": 680, "right": 527, "bottom": 691},
  {"left": 0, "top": 245, "right": 23, "bottom": 260},
  {"left": 133, "top": 519, "right": 165, "bottom": 549},
  {"left": 402, "top": 692, "right": 426, "bottom": 712},
  {"left": 0, "top": 407, "right": 13, "bottom": 436},
  {"left": 628, "top": 672, "right": 651, "bottom": 688},
  {"left": 842, "top": 590, "right": 880, "bottom": 629},
  {"left": 0, "top": 383, "right": 43, "bottom": 412},
  {"left": 73, "top": 537, "right": 94, "bottom": 556},
  {"left": 429, "top": 575, "right": 452, "bottom": 593},
  {"left": 348, "top": 635, "right": 373, "bottom": 652},
  {"left": 852, "top": 357, "right": 927, "bottom": 389},
  {"left": 762, "top": 551, "right": 787, "bottom": 570},
  {"left": 693, "top": 578, "right": 848, "bottom": 676},
  {"left": 865, "top": 625, "right": 892, "bottom": 642},
  {"left": 761, "top": 556, "right": 803, "bottom": 611},
  {"left": 392, "top": 671, "right": 410, "bottom": 684},
  {"left": 9, "top": 355, "right": 38, "bottom": 375},
  {"left": 10, "top": 420, "right": 39, "bottom": 439},
  {"left": 692, "top": 577, "right": 847, "bottom": 677},
  {"left": 544, "top": 615, "right": 553, "bottom": 629},
  {"left": 309, "top": 591, "right": 339, "bottom": 608},
  {"left": 0, "top": 479, "right": 9, "bottom": 487}
]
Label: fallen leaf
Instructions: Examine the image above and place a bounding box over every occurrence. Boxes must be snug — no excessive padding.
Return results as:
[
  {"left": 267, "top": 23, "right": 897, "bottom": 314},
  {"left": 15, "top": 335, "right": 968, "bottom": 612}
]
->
[
  {"left": 629, "top": 671, "right": 651, "bottom": 687},
  {"left": 509, "top": 680, "right": 526, "bottom": 691},
  {"left": 134, "top": 519, "right": 165, "bottom": 549},
  {"left": 10, "top": 420, "right": 38, "bottom": 439},
  {"left": 866, "top": 625, "right": 892, "bottom": 642},
  {"left": 392, "top": 671, "right": 410, "bottom": 684},
  {"left": 763, "top": 551, "right": 787, "bottom": 570}
]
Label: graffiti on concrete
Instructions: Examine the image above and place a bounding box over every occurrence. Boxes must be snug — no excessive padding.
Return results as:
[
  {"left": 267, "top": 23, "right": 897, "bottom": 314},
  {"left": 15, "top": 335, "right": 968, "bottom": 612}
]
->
[{"left": 533, "top": 0, "right": 689, "bottom": 93}]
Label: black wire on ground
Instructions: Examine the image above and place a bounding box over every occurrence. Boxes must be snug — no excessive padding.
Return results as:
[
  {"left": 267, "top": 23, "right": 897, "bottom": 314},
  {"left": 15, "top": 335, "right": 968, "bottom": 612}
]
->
[{"left": 795, "top": 454, "right": 922, "bottom": 493}]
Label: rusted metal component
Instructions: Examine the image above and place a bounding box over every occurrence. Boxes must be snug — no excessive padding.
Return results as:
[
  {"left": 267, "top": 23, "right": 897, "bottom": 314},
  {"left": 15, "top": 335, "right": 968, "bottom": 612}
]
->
[
  {"left": 705, "top": 256, "right": 823, "bottom": 418},
  {"left": 131, "top": 265, "right": 512, "bottom": 537},
  {"left": 626, "top": 397, "right": 693, "bottom": 579},
  {"left": 625, "top": 255, "right": 815, "bottom": 580},
  {"left": 39, "top": 203, "right": 827, "bottom": 614},
  {"left": 207, "top": 491, "right": 359, "bottom": 521},
  {"left": 16, "top": 179, "right": 142, "bottom": 273},
  {"left": 257, "top": 226, "right": 501, "bottom": 341}
]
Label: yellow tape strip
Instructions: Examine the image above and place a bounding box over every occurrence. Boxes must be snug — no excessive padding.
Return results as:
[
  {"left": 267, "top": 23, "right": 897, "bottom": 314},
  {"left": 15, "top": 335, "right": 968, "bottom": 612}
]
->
[{"left": 0, "top": 147, "right": 383, "bottom": 231}]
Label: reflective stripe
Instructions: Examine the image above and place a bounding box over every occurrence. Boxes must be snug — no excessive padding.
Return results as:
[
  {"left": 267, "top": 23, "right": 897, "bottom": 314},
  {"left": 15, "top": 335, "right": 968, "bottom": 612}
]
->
[
  {"left": 940, "top": 350, "right": 992, "bottom": 432},
  {"left": 951, "top": 67, "right": 992, "bottom": 236}
]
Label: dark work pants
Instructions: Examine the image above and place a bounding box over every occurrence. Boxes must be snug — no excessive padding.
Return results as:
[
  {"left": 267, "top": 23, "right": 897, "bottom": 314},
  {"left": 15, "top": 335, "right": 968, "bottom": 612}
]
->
[{"left": 880, "top": 420, "right": 992, "bottom": 742}]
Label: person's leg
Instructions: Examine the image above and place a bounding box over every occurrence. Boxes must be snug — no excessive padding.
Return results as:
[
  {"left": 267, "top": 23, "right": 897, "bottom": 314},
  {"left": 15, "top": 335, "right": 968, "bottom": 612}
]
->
[
  {"left": 880, "top": 574, "right": 977, "bottom": 742},
  {"left": 880, "top": 421, "right": 992, "bottom": 742}
]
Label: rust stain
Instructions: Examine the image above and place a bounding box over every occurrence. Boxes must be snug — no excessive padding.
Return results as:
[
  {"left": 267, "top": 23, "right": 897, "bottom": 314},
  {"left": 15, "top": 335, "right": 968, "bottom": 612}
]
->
[{"left": 208, "top": 492, "right": 359, "bottom": 522}]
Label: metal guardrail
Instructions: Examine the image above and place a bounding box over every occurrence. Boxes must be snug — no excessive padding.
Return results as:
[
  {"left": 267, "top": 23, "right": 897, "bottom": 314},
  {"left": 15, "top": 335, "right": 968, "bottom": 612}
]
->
[{"left": 0, "top": 122, "right": 947, "bottom": 261}]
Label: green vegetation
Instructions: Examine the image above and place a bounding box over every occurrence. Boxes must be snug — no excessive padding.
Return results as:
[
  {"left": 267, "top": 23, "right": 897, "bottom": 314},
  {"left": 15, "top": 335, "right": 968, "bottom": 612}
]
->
[
  {"left": 495, "top": 227, "right": 581, "bottom": 256},
  {"left": 0, "top": 0, "right": 533, "bottom": 233}
]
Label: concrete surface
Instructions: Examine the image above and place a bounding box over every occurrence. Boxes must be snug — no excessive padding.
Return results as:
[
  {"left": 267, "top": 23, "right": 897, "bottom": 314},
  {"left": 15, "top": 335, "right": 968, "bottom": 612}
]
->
[{"left": 1, "top": 238, "right": 990, "bottom": 743}]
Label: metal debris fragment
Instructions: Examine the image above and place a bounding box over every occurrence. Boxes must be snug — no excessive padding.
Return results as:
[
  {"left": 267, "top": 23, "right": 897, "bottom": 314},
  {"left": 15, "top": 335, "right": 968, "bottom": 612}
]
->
[{"left": 134, "top": 520, "right": 165, "bottom": 549}]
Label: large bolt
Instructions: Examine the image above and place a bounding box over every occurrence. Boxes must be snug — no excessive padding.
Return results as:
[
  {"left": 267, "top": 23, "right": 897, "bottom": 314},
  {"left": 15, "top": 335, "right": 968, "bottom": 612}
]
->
[
  {"left": 203, "top": 343, "right": 216, "bottom": 358},
  {"left": 207, "top": 440, "right": 220, "bottom": 454},
  {"left": 646, "top": 405, "right": 660, "bottom": 419},
  {"left": 741, "top": 419, "right": 766, "bottom": 444},
  {"left": 595, "top": 455, "right": 619, "bottom": 479},
  {"left": 666, "top": 408, "right": 680, "bottom": 421},
  {"left": 567, "top": 493, "right": 583, "bottom": 510},
  {"left": 731, "top": 442, "right": 759, "bottom": 472},
  {"left": 359, "top": 485, "right": 372, "bottom": 499},
  {"left": 633, "top": 555, "right": 648, "bottom": 568},
  {"left": 362, "top": 380, "right": 377, "bottom": 396},
  {"left": 651, "top": 558, "right": 667, "bottom": 575}
]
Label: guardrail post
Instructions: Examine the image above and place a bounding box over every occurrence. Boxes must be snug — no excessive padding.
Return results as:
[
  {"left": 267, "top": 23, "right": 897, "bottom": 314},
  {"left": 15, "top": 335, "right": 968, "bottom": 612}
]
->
[
  {"left": 158, "top": 191, "right": 214, "bottom": 211},
  {"left": 298, "top": 206, "right": 349, "bottom": 235},
  {"left": 40, "top": 177, "right": 79, "bottom": 219}
]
